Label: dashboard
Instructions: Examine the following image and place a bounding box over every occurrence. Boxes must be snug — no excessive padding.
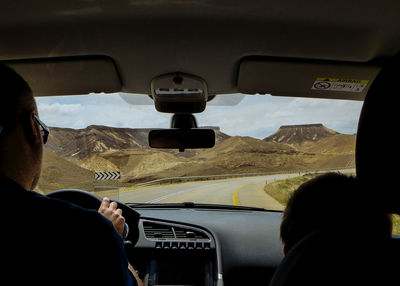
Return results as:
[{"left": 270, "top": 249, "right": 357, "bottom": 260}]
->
[
  {"left": 126, "top": 207, "right": 284, "bottom": 286},
  {"left": 46, "top": 190, "right": 284, "bottom": 286}
]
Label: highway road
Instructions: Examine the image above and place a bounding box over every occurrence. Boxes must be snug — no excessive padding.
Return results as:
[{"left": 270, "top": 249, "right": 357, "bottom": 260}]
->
[
  {"left": 99, "top": 169, "right": 355, "bottom": 210},
  {"left": 116, "top": 173, "right": 306, "bottom": 210}
]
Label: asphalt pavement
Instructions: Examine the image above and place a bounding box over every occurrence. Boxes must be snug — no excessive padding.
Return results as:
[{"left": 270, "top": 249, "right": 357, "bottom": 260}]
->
[
  {"left": 98, "top": 169, "right": 354, "bottom": 210},
  {"left": 117, "top": 173, "right": 306, "bottom": 210}
]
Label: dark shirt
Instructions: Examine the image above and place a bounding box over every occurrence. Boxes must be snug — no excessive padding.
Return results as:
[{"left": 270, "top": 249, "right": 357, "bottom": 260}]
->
[{"left": 0, "top": 175, "right": 135, "bottom": 286}]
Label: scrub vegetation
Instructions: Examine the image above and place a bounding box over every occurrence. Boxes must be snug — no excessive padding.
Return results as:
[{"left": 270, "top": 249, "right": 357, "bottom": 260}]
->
[{"left": 264, "top": 173, "right": 320, "bottom": 205}]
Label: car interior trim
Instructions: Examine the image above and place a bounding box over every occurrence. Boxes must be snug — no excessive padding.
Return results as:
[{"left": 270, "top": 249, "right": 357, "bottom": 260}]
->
[
  {"left": 2, "top": 55, "right": 122, "bottom": 97},
  {"left": 238, "top": 57, "right": 382, "bottom": 100}
]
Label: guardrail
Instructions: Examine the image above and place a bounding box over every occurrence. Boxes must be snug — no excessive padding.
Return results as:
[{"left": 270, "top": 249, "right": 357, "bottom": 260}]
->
[{"left": 129, "top": 167, "right": 355, "bottom": 188}]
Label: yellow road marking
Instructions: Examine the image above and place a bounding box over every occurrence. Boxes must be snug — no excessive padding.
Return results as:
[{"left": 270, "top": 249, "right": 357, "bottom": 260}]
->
[{"left": 232, "top": 183, "right": 253, "bottom": 206}]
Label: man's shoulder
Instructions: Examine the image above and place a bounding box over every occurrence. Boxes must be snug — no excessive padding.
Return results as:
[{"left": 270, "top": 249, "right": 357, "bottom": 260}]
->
[
  {"left": 0, "top": 176, "right": 114, "bottom": 239},
  {"left": 0, "top": 176, "right": 132, "bottom": 286},
  {"left": 35, "top": 191, "right": 105, "bottom": 221},
  {"left": 30, "top": 191, "right": 114, "bottom": 236}
]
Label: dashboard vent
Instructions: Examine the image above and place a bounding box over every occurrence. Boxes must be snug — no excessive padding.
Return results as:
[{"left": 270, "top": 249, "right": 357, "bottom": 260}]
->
[
  {"left": 143, "top": 221, "right": 210, "bottom": 240},
  {"left": 143, "top": 222, "right": 174, "bottom": 239},
  {"left": 174, "top": 226, "right": 209, "bottom": 239}
]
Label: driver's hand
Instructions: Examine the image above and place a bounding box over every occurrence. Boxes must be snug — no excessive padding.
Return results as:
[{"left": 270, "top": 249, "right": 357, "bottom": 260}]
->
[{"left": 98, "top": 197, "right": 125, "bottom": 236}]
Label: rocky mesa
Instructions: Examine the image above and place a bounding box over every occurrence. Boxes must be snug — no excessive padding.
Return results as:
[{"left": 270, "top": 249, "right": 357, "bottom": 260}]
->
[{"left": 264, "top": 124, "right": 337, "bottom": 145}]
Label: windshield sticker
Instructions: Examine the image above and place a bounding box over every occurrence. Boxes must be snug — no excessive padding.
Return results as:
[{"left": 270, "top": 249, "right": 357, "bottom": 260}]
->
[{"left": 311, "top": 77, "right": 369, "bottom": 92}]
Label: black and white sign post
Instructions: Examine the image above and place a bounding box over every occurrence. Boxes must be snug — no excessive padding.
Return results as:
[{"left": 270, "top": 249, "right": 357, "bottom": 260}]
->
[
  {"left": 94, "top": 171, "right": 121, "bottom": 201},
  {"left": 95, "top": 171, "right": 121, "bottom": 181}
]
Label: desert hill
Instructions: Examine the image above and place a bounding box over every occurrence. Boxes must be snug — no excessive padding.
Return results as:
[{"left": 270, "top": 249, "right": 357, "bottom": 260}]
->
[
  {"left": 264, "top": 124, "right": 338, "bottom": 145},
  {"left": 37, "top": 148, "right": 94, "bottom": 193},
  {"left": 37, "top": 124, "right": 356, "bottom": 193},
  {"left": 201, "top": 126, "right": 231, "bottom": 143},
  {"left": 99, "top": 137, "right": 299, "bottom": 180},
  {"left": 299, "top": 133, "right": 356, "bottom": 154},
  {"left": 46, "top": 125, "right": 151, "bottom": 158},
  {"left": 46, "top": 125, "right": 230, "bottom": 158},
  {"left": 204, "top": 136, "right": 297, "bottom": 155}
]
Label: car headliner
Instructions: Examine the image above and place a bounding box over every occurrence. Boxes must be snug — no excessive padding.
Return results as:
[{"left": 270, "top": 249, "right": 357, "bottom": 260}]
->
[{"left": 0, "top": 0, "right": 399, "bottom": 98}]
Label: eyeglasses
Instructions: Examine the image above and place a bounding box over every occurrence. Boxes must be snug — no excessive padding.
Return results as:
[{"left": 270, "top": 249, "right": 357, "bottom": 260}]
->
[{"left": 34, "top": 115, "right": 49, "bottom": 144}]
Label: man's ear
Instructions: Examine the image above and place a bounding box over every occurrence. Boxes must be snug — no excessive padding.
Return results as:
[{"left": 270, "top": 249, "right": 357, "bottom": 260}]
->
[{"left": 23, "top": 111, "right": 41, "bottom": 144}]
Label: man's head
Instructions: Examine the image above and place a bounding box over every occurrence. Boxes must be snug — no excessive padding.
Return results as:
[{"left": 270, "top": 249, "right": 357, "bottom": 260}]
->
[
  {"left": 0, "top": 64, "right": 44, "bottom": 190},
  {"left": 280, "top": 172, "right": 392, "bottom": 255}
]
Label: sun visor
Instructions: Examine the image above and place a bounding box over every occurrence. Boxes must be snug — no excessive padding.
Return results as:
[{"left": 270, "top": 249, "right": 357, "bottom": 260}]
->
[
  {"left": 3, "top": 56, "right": 122, "bottom": 97},
  {"left": 238, "top": 58, "right": 382, "bottom": 100}
]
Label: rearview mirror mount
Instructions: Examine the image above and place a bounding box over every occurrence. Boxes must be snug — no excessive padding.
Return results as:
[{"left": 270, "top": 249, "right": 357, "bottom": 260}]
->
[{"left": 150, "top": 72, "right": 208, "bottom": 113}]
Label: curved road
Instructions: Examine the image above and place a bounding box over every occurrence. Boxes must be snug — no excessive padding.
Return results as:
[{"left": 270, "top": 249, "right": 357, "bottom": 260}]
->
[
  {"left": 116, "top": 173, "right": 308, "bottom": 210},
  {"left": 98, "top": 169, "right": 354, "bottom": 210}
]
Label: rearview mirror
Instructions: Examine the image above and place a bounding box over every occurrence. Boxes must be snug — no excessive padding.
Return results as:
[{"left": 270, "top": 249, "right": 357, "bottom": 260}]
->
[{"left": 149, "top": 129, "right": 215, "bottom": 151}]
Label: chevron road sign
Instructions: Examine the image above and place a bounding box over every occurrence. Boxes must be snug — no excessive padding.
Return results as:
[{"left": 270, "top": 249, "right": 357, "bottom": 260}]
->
[{"left": 95, "top": 171, "right": 121, "bottom": 181}]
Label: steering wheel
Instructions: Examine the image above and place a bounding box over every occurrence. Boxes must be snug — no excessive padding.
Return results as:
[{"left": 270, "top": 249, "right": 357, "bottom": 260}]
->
[{"left": 46, "top": 189, "right": 140, "bottom": 244}]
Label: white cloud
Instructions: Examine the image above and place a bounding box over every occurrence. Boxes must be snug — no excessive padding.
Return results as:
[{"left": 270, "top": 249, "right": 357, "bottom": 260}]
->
[
  {"left": 36, "top": 94, "right": 363, "bottom": 138},
  {"left": 38, "top": 102, "right": 83, "bottom": 114},
  {"left": 36, "top": 94, "right": 170, "bottom": 130},
  {"left": 198, "top": 96, "right": 363, "bottom": 138}
]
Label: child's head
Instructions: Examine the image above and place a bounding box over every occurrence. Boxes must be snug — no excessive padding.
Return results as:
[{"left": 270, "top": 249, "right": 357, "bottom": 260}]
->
[{"left": 280, "top": 172, "right": 392, "bottom": 255}]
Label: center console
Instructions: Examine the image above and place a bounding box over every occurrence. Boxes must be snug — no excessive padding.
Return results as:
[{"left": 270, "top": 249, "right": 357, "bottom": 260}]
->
[{"left": 129, "top": 219, "right": 222, "bottom": 286}]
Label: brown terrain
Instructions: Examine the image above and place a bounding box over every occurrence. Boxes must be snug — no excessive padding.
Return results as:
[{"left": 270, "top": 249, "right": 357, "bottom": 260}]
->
[{"left": 37, "top": 124, "right": 356, "bottom": 194}]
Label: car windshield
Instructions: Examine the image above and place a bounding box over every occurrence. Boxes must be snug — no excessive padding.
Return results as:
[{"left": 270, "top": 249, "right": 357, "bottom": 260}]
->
[{"left": 34, "top": 93, "right": 362, "bottom": 211}]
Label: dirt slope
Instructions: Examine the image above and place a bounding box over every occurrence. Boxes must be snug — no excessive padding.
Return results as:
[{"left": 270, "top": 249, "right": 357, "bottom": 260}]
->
[{"left": 37, "top": 149, "right": 94, "bottom": 193}]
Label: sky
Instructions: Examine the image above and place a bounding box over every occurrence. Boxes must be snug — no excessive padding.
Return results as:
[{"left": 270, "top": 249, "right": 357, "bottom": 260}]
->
[{"left": 35, "top": 93, "right": 363, "bottom": 139}]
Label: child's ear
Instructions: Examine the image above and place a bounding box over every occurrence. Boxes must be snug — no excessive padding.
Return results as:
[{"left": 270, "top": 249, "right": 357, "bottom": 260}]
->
[{"left": 283, "top": 244, "right": 288, "bottom": 256}]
